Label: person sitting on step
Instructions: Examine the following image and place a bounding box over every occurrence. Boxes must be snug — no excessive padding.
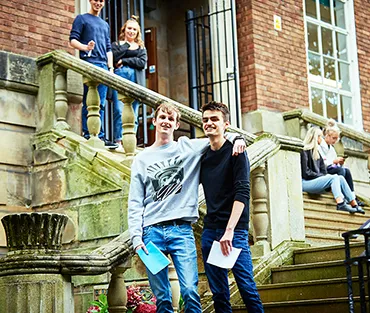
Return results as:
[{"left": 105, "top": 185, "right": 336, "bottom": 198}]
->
[
  {"left": 300, "top": 126, "right": 364, "bottom": 214},
  {"left": 318, "top": 118, "right": 366, "bottom": 207}
]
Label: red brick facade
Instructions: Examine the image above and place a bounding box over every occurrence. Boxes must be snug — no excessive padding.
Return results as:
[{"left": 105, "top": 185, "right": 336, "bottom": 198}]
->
[
  {"left": 354, "top": 0, "right": 370, "bottom": 132},
  {"left": 237, "top": 0, "right": 309, "bottom": 114},
  {"left": 0, "top": 0, "right": 75, "bottom": 57}
]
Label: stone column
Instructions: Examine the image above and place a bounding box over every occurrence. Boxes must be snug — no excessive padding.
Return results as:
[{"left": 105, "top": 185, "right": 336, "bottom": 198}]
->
[
  {"left": 119, "top": 93, "right": 137, "bottom": 158},
  {"left": 168, "top": 264, "right": 180, "bottom": 313},
  {"left": 83, "top": 77, "right": 104, "bottom": 148},
  {"left": 107, "top": 264, "right": 129, "bottom": 313},
  {"left": 54, "top": 66, "right": 71, "bottom": 131},
  {"left": 0, "top": 213, "right": 74, "bottom": 313},
  {"left": 250, "top": 165, "right": 270, "bottom": 257}
]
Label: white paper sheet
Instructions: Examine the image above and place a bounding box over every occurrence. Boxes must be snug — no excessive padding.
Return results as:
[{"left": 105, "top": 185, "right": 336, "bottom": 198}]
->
[{"left": 206, "top": 240, "right": 241, "bottom": 269}]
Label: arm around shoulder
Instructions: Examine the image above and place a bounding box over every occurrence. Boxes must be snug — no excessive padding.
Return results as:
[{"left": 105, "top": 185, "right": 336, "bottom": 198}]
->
[{"left": 128, "top": 159, "right": 146, "bottom": 249}]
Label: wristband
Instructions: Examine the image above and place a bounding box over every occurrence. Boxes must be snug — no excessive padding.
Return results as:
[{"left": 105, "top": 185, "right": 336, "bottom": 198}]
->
[{"left": 233, "top": 135, "right": 245, "bottom": 144}]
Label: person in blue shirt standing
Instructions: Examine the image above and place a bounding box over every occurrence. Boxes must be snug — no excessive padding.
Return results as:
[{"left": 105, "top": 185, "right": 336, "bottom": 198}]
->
[{"left": 69, "top": 0, "right": 117, "bottom": 148}]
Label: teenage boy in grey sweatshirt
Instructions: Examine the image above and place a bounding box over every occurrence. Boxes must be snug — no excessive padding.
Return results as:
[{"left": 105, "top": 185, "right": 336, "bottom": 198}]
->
[{"left": 128, "top": 103, "right": 245, "bottom": 313}]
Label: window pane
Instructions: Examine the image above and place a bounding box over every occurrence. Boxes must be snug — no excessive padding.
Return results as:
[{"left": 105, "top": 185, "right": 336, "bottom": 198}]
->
[
  {"left": 336, "top": 32, "right": 348, "bottom": 61},
  {"left": 307, "top": 23, "right": 319, "bottom": 52},
  {"left": 321, "top": 27, "right": 333, "bottom": 56},
  {"left": 326, "top": 91, "right": 338, "bottom": 120},
  {"left": 319, "top": 0, "right": 331, "bottom": 24},
  {"left": 340, "top": 95, "right": 353, "bottom": 125},
  {"left": 338, "top": 62, "right": 350, "bottom": 91},
  {"left": 308, "top": 52, "right": 322, "bottom": 76},
  {"left": 323, "top": 57, "right": 335, "bottom": 81},
  {"left": 334, "top": 0, "right": 346, "bottom": 29},
  {"left": 311, "top": 87, "right": 323, "bottom": 115},
  {"left": 306, "top": 0, "right": 317, "bottom": 19}
]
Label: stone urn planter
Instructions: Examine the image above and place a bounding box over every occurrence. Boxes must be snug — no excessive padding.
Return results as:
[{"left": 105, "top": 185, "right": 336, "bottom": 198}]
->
[{"left": 1, "top": 212, "right": 68, "bottom": 254}]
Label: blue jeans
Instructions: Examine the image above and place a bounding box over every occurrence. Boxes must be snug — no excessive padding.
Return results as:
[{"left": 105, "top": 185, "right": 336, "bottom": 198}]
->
[
  {"left": 302, "top": 174, "right": 355, "bottom": 201},
  {"left": 112, "top": 66, "right": 139, "bottom": 141},
  {"left": 327, "top": 166, "right": 354, "bottom": 192},
  {"left": 82, "top": 63, "right": 108, "bottom": 139},
  {"left": 201, "top": 229, "right": 264, "bottom": 313},
  {"left": 142, "top": 223, "right": 202, "bottom": 313}
]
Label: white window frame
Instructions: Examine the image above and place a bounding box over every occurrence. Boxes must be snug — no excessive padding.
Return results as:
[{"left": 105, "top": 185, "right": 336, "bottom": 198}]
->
[{"left": 304, "top": 0, "right": 362, "bottom": 129}]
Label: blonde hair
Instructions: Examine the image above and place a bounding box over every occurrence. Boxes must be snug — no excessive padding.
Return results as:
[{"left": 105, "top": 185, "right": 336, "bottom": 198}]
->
[
  {"left": 323, "top": 118, "right": 341, "bottom": 138},
  {"left": 119, "top": 15, "right": 145, "bottom": 48},
  {"left": 303, "top": 127, "right": 323, "bottom": 160}
]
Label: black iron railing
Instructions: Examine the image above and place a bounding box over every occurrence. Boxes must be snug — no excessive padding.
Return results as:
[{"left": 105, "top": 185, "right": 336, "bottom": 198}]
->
[
  {"left": 343, "top": 226, "right": 370, "bottom": 313},
  {"left": 185, "top": 1, "right": 241, "bottom": 134}
]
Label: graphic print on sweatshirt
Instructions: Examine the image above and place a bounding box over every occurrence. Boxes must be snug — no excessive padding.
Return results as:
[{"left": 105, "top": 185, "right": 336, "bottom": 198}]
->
[{"left": 147, "top": 156, "right": 184, "bottom": 201}]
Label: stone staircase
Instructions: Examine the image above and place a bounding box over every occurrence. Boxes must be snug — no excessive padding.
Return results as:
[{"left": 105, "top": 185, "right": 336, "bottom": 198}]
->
[
  {"left": 233, "top": 243, "right": 365, "bottom": 312},
  {"left": 303, "top": 192, "right": 370, "bottom": 246}
]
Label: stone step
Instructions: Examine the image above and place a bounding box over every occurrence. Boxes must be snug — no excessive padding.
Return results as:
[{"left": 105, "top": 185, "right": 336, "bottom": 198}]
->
[
  {"left": 305, "top": 232, "right": 352, "bottom": 246},
  {"left": 232, "top": 297, "right": 362, "bottom": 313},
  {"left": 305, "top": 207, "right": 368, "bottom": 222},
  {"left": 304, "top": 222, "right": 364, "bottom": 239},
  {"left": 303, "top": 201, "right": 369, "bottom": 246},
  {"left": 271, "top": 260, "right": 352, "bottom": 283},
  {"left": 293, "top": 243, "right": 364, "bottom": 264},
  {"left": 257, "top": 277, "right": 363, "bottom": 303}
]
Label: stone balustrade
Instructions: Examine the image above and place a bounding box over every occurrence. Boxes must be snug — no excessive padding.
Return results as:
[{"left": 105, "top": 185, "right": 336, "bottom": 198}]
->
[{"left": 0, "top": 212, "right": 183, "bottom": 313}]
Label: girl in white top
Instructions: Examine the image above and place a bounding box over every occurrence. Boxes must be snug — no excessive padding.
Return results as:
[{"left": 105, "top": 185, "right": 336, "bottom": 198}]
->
[{"left": 318, "top": 119, "right": 365, "bottom": 207}]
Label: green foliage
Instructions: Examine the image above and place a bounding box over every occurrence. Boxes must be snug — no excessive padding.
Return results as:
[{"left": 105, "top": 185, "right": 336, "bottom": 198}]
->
[
  {"left": 89, "top": 294, "right": 109, "bottom": 313},
  {"left": 179, "top": 295, "right": 185, "bottom": 312}
]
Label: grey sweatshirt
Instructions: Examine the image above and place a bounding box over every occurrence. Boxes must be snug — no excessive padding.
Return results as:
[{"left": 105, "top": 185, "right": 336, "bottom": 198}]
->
[{"left": 128, "top": 137, "right": 210, "bottom": 249}]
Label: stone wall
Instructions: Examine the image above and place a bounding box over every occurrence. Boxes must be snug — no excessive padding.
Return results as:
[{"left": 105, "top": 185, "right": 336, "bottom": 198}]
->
[{"left": 0, "top": 52, "right": 38, "bottom": 247}]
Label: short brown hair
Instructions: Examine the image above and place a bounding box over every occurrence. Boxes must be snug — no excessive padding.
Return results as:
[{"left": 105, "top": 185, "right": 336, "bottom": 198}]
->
[
  {"left": 154, "top": 103, "right": 181, "bottom": 123},
  {"left": 201, "top": 101, "right": 230, "bottom": 122}
]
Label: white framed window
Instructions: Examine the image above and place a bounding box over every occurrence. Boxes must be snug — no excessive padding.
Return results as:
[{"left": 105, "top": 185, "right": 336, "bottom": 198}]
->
[{"left": 304, "top": 0, "right": 362, "bottom": 129}]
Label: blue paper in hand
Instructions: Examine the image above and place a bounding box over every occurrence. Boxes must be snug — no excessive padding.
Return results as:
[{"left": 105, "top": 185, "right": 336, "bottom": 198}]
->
[{"left": 137, "top": 241, "right": 171, "bottom": 275}]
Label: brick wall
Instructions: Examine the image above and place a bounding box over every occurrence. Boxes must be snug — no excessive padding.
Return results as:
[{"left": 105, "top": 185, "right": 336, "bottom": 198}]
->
[
  {"left": 354, "top": 0, "right": 370, "bottom": 133},
  {"left": 0, "top": 0, "right": 75, "bottom": 58},
  {"left": 237, "top": 0, "right": 309, "bottom": 114}
]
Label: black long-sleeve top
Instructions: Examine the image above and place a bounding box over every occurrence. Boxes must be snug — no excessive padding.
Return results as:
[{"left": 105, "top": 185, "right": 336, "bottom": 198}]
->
[
  {"left": 200, "top": 140, "right": 250, "bottom": 230},
  {"left": 111, "top": 41, "right": 147, "bottom": 70},
  {"left": 300, "top": 149, "right": 327, "bottom": 180}
]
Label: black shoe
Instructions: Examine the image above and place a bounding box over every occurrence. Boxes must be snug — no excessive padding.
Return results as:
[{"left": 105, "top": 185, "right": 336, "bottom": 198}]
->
[
  {"left": 102, "top": 139, "right": 118, "bottom": 149},
  {"left": 356, "top": 198, "right": 366, "bottom": 207},
  {"left": 353, "top": 206, "right": 366, "bottom": 214},
  {"left": 337, "top": 202, "right": 357, "bottom": 213}
]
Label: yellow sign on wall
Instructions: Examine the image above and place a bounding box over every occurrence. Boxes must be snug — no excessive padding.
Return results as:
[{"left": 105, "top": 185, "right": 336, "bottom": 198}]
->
[{"left": 274, "top": 15, "right": 282, "bottom": 31}]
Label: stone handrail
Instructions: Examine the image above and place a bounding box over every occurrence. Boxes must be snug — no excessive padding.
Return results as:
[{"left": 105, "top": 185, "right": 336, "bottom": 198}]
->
[
  {"left": 36, "top": 50, "right": 256, "bottom": 145},
  {"left": 283, "top": 109, "right": 370, "bottom": 147}
]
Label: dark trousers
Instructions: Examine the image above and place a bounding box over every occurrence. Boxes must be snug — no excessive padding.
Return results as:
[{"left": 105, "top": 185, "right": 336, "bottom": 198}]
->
[
  {"left": 327, "top": 166, "right": 354, "bottom": 191},
  {"left": 201, "top": 229, "right": 264, "bottom": 313}
]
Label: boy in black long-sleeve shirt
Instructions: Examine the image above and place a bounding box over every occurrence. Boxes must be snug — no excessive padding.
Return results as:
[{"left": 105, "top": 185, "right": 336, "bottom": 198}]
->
[{"left": 200, "top": 101, "right": 264, "bottom": 313}]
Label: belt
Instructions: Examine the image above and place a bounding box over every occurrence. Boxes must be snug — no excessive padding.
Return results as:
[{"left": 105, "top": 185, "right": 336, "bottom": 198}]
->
[{"left": 156, "top": 219, "right": 191, "bottom": 226}]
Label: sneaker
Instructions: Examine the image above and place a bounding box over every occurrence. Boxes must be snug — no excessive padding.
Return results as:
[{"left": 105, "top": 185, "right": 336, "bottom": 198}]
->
[
  {"left": 102, "top": 139, "right": 118, "bottom": 149},
  {"left": 336, "top": 202, "right": 357, "bottom": 213},
  {"left": 356, "top": 198, "right": 366, "bottom": 207},
  {"left": 353, "top": 206, "right": 366, "bottom": 214}
]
